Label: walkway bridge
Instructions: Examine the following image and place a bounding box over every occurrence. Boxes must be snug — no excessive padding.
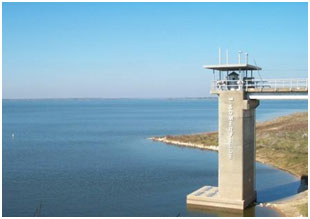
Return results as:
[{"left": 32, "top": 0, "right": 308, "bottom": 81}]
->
[{"left": 210, "top": 78, "right": 308, "bottom": 99}]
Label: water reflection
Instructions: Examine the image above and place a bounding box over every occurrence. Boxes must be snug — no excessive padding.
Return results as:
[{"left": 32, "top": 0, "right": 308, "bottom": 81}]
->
[
  {"left": 298, "top": 175, "right": 308, "bottom": 193},
  {"left": 256, "top": 162, "right": 300, "bottom": 203},
  {"left": 184, "top": 162, "right": 304, "bottom": 217},
  {"left": 258, "top": 181, "right": 300, "bottom": 202},
  {"left": 187, "top": 204, "right": 283, "bottom": 217},
  {"left": 187, "top": 204, "right": 256, "bottom": 217}
]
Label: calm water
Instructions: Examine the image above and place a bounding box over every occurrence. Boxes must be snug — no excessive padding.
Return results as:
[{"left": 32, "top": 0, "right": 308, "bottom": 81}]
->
[{"left": 2, "top": 99, "right": 307, "bottom": 217}]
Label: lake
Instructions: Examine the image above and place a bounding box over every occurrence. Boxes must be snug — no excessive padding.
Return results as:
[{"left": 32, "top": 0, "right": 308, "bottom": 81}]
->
[{"left": 2, "top": 99, "right": 307, "bottom": 216}]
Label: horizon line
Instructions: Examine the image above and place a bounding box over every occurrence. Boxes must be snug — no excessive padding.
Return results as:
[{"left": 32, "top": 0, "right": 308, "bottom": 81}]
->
[{"left": 2, "top": 96, "right": 218, "bottom": 101}]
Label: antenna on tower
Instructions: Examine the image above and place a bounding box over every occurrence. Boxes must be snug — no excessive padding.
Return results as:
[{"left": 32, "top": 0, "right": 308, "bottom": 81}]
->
[
  {"left": 238, "top": 51, "right": 243, "bottom": 64},
  {"left": 245, "top": 53, "right": 248, "bottom": 64},
  {"left": 226, "top": 49, "right": 229, "bottom": 65},
  {"left": 218, "top": 48, "right": 222, "bottom": 65}
]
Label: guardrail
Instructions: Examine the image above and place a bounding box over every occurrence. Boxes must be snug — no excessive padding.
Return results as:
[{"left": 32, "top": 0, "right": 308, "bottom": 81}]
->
[{"left": 211, "top": 79, "right": 308, "bottom": 91}]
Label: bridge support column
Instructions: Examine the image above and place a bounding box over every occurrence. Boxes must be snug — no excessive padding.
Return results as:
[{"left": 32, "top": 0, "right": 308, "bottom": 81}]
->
[{"left": 187, "top": 91, "right": 259, "bottom": 210}]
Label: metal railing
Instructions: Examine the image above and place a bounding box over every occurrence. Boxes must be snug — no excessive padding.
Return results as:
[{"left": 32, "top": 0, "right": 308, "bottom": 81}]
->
[{"left": 211, "top": 79, "right": 308, "bottom": 92}]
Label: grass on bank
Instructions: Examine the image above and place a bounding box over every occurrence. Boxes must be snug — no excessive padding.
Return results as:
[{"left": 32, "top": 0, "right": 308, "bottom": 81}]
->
[{"left": 164, "top": 112, "right": 308, "bottom": 177}]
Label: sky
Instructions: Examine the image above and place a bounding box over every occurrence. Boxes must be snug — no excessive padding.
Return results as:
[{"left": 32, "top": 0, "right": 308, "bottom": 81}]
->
[{"left": 2, "top": 2, "right": 308, "bottom": 99}]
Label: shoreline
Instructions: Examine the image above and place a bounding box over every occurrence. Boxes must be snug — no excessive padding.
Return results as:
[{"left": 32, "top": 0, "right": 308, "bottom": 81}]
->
[
  {"left": 148, "top": 136, "right": 301, "bottom": 178},
  {"left": 148, "top": 137, "right": 218, "bottom": 152},
  {"left": 149, "top": 136, "right": 307, "bottom": 217},
  {"left": 148, "top": 112, "right": 308, "bottom": 217}
]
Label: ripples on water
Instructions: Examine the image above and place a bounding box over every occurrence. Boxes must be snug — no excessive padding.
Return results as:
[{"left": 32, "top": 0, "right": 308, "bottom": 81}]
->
[{"left": 2, "top": 99, "right": 307, "bottom": 216}]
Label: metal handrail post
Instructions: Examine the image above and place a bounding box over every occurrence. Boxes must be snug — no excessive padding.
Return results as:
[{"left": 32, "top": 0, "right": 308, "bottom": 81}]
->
[
  {"left": 297, "top": 80, "right": 299, "bottom": 89},
  {"left": 274, "top": 80, "right": 277, "bottom": 91}
]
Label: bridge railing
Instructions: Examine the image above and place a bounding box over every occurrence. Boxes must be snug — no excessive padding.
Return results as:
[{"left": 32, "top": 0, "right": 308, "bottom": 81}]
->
[{"left": 211, "top": 79, "right": 308, "bottom": 92}]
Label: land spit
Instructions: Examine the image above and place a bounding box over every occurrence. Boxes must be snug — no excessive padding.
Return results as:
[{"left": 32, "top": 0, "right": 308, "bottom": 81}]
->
[{"left": 149, "top": 112, "right": 308, "bottom": 217}]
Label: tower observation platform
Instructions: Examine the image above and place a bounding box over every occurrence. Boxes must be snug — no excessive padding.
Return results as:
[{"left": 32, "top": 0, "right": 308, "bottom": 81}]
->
[
  {"left": 206, "top": 62, "right": 308, "bottom": 99},
  {"left": 186, "top": 49, "right": 308, "bottom": 211}
]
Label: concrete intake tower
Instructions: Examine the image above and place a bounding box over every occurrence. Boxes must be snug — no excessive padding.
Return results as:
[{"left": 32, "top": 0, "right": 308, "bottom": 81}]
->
[{"left": 186, "top": 49, "right": 308, "bottom": 210}]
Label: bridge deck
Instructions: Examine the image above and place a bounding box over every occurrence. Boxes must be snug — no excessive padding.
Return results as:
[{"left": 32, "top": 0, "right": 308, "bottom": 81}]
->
[
  {"left": 211, "top": 88, "right": 308, "bottom": 94},
  {"left": 246, "top": 87, "right": 308, "bottom": 93},
  {"left": 210, "top": 79, "right": 308, "bottom": 95}
]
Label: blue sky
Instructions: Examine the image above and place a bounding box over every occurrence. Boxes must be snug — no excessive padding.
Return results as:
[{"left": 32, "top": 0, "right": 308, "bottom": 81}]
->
[{"left": 2, "top": 2, "right": 308, "bottom": 99}]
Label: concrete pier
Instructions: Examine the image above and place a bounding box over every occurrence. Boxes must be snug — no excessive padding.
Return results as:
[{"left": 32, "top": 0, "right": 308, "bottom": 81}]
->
[{"left": 187, "top": 90, "right": 259, "bottom": 210}]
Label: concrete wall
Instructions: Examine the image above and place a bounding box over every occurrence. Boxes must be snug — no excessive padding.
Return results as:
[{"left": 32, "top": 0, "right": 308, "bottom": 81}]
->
[{"left": 218, "top": 90, "right": 259, "bottom": 206}]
